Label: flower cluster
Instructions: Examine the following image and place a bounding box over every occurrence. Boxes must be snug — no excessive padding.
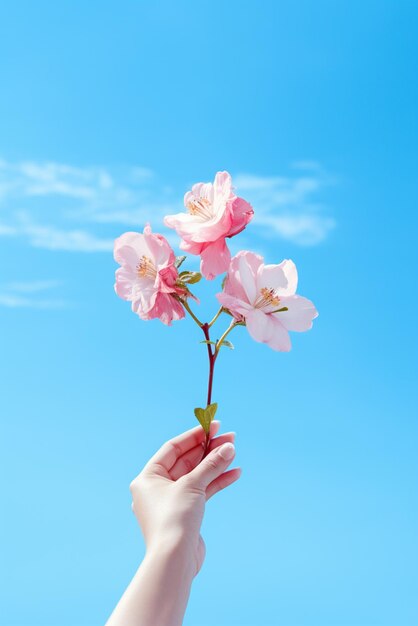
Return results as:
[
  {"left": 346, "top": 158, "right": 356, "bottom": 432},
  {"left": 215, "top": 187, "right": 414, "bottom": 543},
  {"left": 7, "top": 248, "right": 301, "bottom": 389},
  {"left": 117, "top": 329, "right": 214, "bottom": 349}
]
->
[{"left": 114, "top": 171, "right": 318, "bottom": 454}]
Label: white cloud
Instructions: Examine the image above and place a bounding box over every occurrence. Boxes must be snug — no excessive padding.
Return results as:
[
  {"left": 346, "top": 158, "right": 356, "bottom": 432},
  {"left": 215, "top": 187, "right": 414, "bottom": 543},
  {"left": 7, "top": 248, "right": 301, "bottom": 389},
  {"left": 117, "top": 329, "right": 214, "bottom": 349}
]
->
[
  {"left": 235, "top": 167, "right": 335, "bottom": 246},
  {"left": 0, "top": 222, "right": 16, "bottom": 235},
  {"left": 0, "top": 279, "right": 67, "bottom": 309},
  {"left": 254, "top": 214, "right": 335, "bottom": 246},
  {"left": 20, "top": 220, "right": 114, "bottom": 252},
  {"left": 0, "top": 157, "right": 336, "bottom": 251},
  {"left": 6, "top": 279, "right": 61, "bottom": 293}
]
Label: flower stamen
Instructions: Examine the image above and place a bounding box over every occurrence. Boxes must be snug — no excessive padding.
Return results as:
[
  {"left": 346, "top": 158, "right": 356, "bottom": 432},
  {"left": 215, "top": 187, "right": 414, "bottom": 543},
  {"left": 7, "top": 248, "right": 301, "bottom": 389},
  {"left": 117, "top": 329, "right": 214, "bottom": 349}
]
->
[
  {"left": 137, "top": 255, "right": 157, "bottom": 280},
  {"left": 254, "top": 287, "right": 281, "bottom": 310},
  {"left": 186, "top": 197, "right": 213, "bottom": 219}
]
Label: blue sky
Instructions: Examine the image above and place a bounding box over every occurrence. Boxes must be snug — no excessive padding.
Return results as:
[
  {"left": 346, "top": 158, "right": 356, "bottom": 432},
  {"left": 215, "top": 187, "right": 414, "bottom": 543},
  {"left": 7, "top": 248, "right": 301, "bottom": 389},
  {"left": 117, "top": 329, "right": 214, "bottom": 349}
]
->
[{"left": 0, "top": 1, "right": 417, "bottom": 625}]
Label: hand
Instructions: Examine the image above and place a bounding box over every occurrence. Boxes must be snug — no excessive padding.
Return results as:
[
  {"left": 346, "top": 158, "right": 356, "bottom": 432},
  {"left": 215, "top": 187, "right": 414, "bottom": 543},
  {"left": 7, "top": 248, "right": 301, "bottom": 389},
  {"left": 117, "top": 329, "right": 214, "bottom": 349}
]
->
[{"left": 129, "top": 420, "right": 241, "bottom": 577}]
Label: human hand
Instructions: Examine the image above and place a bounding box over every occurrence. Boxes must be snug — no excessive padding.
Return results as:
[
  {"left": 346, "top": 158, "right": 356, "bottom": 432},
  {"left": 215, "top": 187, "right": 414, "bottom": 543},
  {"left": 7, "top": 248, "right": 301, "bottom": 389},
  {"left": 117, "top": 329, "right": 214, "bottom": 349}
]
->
[{"left": 129, "top": 420, "right": 241, "bottom": 577}]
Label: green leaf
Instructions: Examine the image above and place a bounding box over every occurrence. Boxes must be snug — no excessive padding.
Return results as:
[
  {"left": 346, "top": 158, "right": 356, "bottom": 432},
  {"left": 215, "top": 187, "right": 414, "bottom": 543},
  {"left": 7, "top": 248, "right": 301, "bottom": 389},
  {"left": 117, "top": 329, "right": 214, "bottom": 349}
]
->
[
  {"left": 200, "top": 340, "right": 216, "bottom": 346},
  {"left": 194, "top": 402, "right": 218, "bottom": 434},
  {"left": 175, "top": 255, "right": 187, "bottom": 269},
  {"left": 179, "top": 270, "right": 202, "bottom": 284},
  {"left": 221, "top": 275, "right": 227, "bottom": 289},
  {"left": 220, "top": 340, "right": 234, "bottom": 350}
]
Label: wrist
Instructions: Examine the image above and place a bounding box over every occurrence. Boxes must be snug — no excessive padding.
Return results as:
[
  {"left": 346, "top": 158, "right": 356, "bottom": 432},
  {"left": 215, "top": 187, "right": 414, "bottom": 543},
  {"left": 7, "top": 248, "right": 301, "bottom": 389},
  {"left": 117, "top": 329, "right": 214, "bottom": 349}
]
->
[{"left": 145, "top": 532, "right": 196, "bottom": 579}]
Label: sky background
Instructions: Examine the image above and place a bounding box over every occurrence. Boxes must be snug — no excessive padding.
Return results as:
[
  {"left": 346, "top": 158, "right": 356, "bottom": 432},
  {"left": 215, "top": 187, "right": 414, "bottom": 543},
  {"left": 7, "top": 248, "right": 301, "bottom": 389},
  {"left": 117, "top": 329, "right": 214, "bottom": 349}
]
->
[{"left": 0, "top": 1, "right": 417, "bottom": 625}]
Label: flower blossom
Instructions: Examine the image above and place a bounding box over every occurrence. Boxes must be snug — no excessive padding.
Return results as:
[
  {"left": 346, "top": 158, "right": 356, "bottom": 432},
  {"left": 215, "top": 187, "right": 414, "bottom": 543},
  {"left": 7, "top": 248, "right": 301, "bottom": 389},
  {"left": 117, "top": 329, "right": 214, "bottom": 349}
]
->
[
  {"left": 164, "top": 171, "right": 253, "bottom": 280},
  {"left": 216, "top": 251, "right": 318, "bottom": 351},
  {"left": 114, "top": 223, "right": 187, "bottom": 325}
]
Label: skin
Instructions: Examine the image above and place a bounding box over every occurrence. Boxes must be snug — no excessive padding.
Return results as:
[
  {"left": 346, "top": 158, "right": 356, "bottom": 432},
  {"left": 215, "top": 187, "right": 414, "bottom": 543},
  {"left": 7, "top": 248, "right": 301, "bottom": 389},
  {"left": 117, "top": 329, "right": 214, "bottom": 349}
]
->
[{"left": 105, "top": 420, "right": 241, "bottom": 626}]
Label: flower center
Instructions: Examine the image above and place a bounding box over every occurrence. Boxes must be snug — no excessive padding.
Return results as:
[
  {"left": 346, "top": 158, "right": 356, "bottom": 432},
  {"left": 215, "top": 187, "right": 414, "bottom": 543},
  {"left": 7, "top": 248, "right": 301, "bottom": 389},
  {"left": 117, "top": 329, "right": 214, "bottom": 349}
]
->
[
  {"left": 186, "top": 197, "right": 213, "bottom": 219},
  {"left": 254, "top": 287, "right": 281, "bottom": 309},
  {"left": 137, "top": 255, "right": 157, "bottom": 280}
]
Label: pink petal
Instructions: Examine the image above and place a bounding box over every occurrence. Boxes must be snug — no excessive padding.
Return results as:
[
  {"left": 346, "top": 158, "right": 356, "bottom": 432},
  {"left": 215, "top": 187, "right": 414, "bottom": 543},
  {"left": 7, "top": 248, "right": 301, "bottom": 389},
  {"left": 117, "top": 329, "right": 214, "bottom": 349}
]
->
[
  {"left": 113, "top": 232, "right": 144, "bottom": 271},
  {"left": 149, "top": 293, "right": 185, "bottom": 325},
  {"left": 216, "top": 292, "right": 252, "bottom": 318},
  {"left": 227, "top": 197, "right": 254, "bottom": 237},
  {"left": 275, "top": 295, "right": 318, "bottom": 331},
  {"left": 187, "top": 181, "right": 214, "bottom": 206},
  {"left": 212, "top": 171, "right": 233, "bottom": 214},
  {"left": 164, "top": 208, "right": 231, "bottom": 244},
  {"left": 256, "top": 262, "right": 288, "bottom": 295},
  {"left": 157, "top": 265, "right": 179, "bottom": 292},
  {"left": 114, "top": 266, "right": 137, "bottom": 300},
  {"left": 277, "top": 259, "right": 298, "bottom": 296},
  {"left": 179, "top": 239, "right": 204, "bottom": 255},
  {"left": 266, "top": 316, "right": 292, "bottom": 351},
  {"left": 200, "top": 238, "right": 231, "bottom": 280},
  {"left": 132, "top": 283, "right": 158, "bottom": 315},
  {"left": 237, "top": 251, "right": 262, "bottom": 304},
  {"left": 143, "top": 223, "right": 175, "bottom": 267},
  {"left": 246, "top": 309, "right": 291, "bottom": 351}
]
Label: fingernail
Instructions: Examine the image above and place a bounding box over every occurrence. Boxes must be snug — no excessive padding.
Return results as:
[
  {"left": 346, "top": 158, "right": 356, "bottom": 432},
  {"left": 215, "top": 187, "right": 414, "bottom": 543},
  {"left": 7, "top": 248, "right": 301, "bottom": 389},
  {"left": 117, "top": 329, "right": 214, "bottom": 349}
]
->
[{"left": 219, "top": 443, "right": 235, "bottom": 460}]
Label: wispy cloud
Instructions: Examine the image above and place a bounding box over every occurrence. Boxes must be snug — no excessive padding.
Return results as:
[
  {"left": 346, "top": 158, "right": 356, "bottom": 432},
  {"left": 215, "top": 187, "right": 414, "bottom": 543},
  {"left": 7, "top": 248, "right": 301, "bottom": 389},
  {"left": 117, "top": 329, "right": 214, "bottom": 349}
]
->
[
  {"left": 0, "top": 157, "right": 336, "bottom": 251},
  {"left": 0, "top": 158, "right": 178, "bottom": 251},
  {"left": 234, "top": 165, "right": 336, "bottom": 245},
  {"left": 0, "top": 279, "right": 67, "bottom": 309},
  {"left": 16, "top": 213, "right": 114, "bottom": 252}
]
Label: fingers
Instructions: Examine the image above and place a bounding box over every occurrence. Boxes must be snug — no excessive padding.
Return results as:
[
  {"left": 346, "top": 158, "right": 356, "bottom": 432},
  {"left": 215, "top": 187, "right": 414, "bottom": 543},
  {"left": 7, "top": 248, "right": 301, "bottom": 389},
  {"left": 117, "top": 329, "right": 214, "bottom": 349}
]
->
[
  {"left": 169, "top": 431, "right": 236, "bottom": 481},
  {"left": 206, "top": 467, "right": 242, "bottom": 500},
  {"left": 184, "top": 441, "right": 236, "bottom": 490},
  {"left": 144, "top": 420, "right": 221, "bottom": 473}
]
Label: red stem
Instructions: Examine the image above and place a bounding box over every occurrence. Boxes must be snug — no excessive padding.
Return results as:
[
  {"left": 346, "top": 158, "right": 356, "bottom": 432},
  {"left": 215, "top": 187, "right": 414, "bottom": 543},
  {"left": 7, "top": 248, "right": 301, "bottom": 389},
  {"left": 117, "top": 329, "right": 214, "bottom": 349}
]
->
[{"left": 201, "top": 322, "right": 218, "bottom": 460}]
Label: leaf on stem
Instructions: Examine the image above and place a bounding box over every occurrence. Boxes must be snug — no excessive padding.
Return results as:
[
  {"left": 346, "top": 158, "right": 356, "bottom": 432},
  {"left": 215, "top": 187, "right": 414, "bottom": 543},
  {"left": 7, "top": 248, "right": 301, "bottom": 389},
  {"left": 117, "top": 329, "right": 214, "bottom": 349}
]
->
[
  {"left": 220, "top": 340, "right": 234, "bottom": 350},
  {"left": 175, "top": 255, "right": 187, "bottom": 268},
  {"left": 194, "top": 402, "right": 218, "bottom": 434},
  {"left": 200, "top": 339, "right": 216, "bottom": 346},
  {"left": 179, "top": 270, "right": 202, "bottom": 284}
]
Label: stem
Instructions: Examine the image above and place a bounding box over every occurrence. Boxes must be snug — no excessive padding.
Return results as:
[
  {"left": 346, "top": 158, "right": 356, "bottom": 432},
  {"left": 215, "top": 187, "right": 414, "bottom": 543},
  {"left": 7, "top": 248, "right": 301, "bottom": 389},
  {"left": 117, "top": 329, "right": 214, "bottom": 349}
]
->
[
  {"left": 180, "top": 298, "right": 204, "bottom": 328},
  {"left": 208, "top": 306, "right": 224, "bottom": 328},
  {"left": 202, "top": 323, "right": 215, "bottom": 406},
  {"left": 201, "top": 322, "right": 216, "bottom": 460},
  {"left": 200, "top": 320, "right": 239, "bottom": 461},
  {"left": 215, "top": 320, "right": 237, "bottom": 355}
]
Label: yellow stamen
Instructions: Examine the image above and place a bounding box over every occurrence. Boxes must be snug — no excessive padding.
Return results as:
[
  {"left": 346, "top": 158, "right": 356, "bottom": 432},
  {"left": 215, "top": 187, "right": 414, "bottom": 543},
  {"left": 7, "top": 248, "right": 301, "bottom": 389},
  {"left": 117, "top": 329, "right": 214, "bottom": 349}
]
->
[
  {"left": 186, "top": 197, "right": 212, "bottom": 219},
  {"left": 254, "top": 287, "right": 281, "bottom": 309},
  {"left": 137, "top": 255, "right": 157, "bottom": 279}
]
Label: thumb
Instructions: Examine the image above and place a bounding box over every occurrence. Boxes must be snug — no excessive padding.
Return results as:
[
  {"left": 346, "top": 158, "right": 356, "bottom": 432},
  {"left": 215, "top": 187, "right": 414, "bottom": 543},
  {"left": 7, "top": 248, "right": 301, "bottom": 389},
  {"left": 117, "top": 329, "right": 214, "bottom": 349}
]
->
[{"left": 186, "top": 442, "right": 236, "bottom": 490}]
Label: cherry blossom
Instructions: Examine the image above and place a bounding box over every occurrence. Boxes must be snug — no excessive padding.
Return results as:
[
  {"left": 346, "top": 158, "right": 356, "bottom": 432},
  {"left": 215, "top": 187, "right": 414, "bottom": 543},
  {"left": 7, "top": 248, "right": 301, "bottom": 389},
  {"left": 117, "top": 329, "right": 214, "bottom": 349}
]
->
[
  {"left": 164, "top": 171, "right": 253, "bottom": 280},
  {"left": 216, "top": 251, "right": 318, "bottom": 351},
  {"left": 114, "top": 223, "right": 187, "bottom": 325}
]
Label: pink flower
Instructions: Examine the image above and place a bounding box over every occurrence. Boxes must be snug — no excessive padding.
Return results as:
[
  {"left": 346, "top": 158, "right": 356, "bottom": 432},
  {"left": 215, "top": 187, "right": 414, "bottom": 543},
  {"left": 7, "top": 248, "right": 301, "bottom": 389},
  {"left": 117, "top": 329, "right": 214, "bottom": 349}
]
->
[
  {"left": 164, "top": 171, "right": 253, "bottom": 280},
  {"left": 114, "top": 223, "right": 187, "bottom": 325},
  {"left": 216, "top": 251, "right": 318, "bottom": 351}
]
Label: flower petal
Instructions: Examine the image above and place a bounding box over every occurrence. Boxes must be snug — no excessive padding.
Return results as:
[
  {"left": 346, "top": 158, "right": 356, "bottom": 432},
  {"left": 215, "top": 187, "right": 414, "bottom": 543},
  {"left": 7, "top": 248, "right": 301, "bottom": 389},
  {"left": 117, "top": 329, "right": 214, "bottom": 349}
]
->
[
  {"left": 114, "top": 232, "right": 144, "bottom": 271},
  {"left": 212, "top": 171, "right": 233, "bottom": 217},
  {"left": 179, "top": 239, "right": 204, "bottom": 255},
  {"left": 200, "top": 238, "right": 231, "bottom": 280},
  {"left": 148, "top": 293, "right": 185, "bottom": 325},
  {"left": 245, "top": 309, "right": 291, "bottom": 351},
  {"left": 275, "top": 295, "right": 318, "bottom": 331},
  {"left": 238, "top": 251, "right": 262, "bottom": 304},
  {"left": 143, "top": 223, "right": 175, "bottom": 267},
  {"left": 216, "top": 292, "right": 252, "bottom": 318},
  {"left": 256, "top": 262, "right": 288, "bottom": 295},
  {"left": 277, "top": 259, "right": 298, "bottom": 296},
  {"left": 114, "top": 266, "right": 137, "bottom": 300},
  {"left": 227, "top": 197, "right": 254, "bottom": 237}
]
